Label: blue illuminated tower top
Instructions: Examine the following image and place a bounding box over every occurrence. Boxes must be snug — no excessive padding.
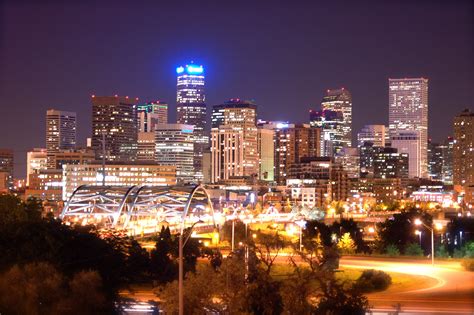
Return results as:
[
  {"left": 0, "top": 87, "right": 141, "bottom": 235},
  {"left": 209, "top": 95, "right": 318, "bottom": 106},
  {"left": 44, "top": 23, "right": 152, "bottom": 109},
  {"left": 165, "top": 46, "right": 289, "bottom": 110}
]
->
[{"left": 176, "top": 62, "right": 205, "bottom": 104}]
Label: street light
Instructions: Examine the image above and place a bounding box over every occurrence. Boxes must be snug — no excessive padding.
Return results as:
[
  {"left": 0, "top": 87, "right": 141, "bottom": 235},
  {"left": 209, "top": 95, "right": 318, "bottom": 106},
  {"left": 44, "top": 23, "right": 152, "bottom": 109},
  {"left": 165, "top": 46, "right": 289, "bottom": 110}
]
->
[
  {"left": 179, "top": 219, "right": 203, "bottom": 315},
  {"left": 414, "top": 218, "right": 441, "bottom": 266},
  {"left": 295, "top": 219, "right": 307, "bottom": 251}
]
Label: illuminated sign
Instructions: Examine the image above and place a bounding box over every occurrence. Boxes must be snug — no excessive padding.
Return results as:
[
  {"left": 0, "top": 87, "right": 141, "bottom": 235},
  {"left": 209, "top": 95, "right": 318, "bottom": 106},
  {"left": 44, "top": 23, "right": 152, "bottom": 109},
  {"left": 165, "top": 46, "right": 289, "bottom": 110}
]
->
[
  {"left": 176, "top": 64, "right": 204, "bottom": 75},
  {"left": 276, "top": 123, "right": 289, "bottom": 129},
  {"left": 181, "top": 129, "right": 193, "bottom": 133}
]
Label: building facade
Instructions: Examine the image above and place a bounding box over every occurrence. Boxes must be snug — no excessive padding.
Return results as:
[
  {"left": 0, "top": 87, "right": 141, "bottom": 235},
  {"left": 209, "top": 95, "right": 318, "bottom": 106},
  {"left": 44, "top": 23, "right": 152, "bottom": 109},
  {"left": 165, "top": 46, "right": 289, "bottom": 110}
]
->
[
  {"left": 388, "top": 78, "right": 428, "bottom": 178},
  {"left": 155, "top": 124, "right": 195, "bottom": 183},
  {"left": 46, "top": 109, "right": 76, "bottom": 168},
  {"left": 428, "top": 137, "right": 454, "bottom": 184},
  {"left": 390, "top": 130, "right": 421, "bottom": 178},
  {"left": 91, "top": 95, "right": 138, "bottom": 162},
  {"left": 274, "top": 124, "right": 321, "bottom": 184},
  {"left": 26, "top": 148, "right": 48, "bottom": 187},
  {"left": 0, "top": 149, "right": 14, "bottom": 192},
  {"left": 321, "top": 88, "right": 352, "bottom": 148},
  {"left": 137, "top": 101, "right": 168, "bottom": 132},
  {"left": 453, "top": 109, "right": 474, "bottom": 190},
  {"left": 357, "top": 124, "right": 386, "bottom": 148},
  {"left": 63, "top": 164, "right": 177, "bottom": 200},
  {"left": 309, "top": 109, "right": 344, "bottom": 157}
]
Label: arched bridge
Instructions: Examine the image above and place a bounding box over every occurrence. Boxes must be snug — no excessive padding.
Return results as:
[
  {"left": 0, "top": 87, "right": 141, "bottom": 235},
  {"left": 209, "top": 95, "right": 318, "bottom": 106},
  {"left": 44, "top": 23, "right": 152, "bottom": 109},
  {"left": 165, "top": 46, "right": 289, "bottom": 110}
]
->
[{"left": 60, "top": 185, "right": 215, "bottom": 235}]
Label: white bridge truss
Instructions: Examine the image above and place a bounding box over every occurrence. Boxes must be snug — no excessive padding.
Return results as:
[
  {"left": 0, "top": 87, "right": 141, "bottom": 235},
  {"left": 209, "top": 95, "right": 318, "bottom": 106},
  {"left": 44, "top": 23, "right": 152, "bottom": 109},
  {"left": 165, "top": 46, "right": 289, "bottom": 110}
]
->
[{"left": 60, "top": 185, "right": 215, "bottom": 232}]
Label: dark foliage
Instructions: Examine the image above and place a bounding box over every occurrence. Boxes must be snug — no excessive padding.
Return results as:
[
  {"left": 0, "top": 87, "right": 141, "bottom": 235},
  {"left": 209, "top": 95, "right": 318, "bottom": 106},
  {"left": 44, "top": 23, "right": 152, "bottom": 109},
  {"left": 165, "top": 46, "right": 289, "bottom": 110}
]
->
[{"left": 354, "top": 269, "right": 392, "bottom": 293}]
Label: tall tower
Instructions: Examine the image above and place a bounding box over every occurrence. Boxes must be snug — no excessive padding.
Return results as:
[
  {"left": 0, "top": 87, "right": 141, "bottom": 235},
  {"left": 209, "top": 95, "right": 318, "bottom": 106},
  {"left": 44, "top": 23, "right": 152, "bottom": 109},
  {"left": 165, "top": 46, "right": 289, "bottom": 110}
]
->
[
  {"left": 310, "top": 109, "right": 344, "bottom": 157},
  {"left": 321, "top": 88, "right": 352, "bottom": 148},
  {"left": 46, "top": 109, "right": 76, "bottom": 168},
  {"left": 91, "top": 95, "right": 138, "bottom": 162},
  {"left": 137, "top": 101, "right": 168, "bottom": 132},
  {"left": 176, "top": 63, "right": 207, "bottom": 180},
  {"left": 388, "top": 78, "right": 428, "bottom": 178}
]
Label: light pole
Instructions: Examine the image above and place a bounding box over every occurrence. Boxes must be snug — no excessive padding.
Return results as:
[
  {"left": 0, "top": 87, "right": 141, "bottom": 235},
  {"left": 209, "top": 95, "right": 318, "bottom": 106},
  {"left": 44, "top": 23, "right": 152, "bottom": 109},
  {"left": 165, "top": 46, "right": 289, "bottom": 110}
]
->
[
  {"left": 414, "top": 218, "right": 440, "bottom": 266},
  {"left": 295, "top": 219, "right": 306, "bottom": 251},
  {"left": 179, "top": 219, "right": 203, "bottom": 315}
]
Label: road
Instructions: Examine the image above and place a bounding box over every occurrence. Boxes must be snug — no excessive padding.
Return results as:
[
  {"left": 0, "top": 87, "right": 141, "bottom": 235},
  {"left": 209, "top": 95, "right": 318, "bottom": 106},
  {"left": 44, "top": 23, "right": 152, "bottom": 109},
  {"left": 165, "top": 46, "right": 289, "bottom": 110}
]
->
[{"left": 340, "top": 256, "right": 474, "bottom": 314}]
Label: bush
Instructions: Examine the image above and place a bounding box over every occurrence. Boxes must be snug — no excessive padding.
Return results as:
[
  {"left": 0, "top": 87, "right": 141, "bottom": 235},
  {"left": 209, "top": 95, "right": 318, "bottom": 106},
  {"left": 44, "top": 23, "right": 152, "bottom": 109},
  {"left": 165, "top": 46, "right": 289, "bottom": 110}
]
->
[
  {"left": 355, "top": 269, "right": 392, "bottom": 293},
  {"left": 385, "top": 244, "right": 400, "bottom": 257},
  {"left": 405, "top": 243, "right": 423, "bottom": 256},
  {"left": 461, "top": 259, "right": 474, "bottom": 271},
  {"left": 464, "top": 242, "right": 474, "bottom": 258},
  {"left": 436, "top": 245, "right": 450, "bottom": 258}
]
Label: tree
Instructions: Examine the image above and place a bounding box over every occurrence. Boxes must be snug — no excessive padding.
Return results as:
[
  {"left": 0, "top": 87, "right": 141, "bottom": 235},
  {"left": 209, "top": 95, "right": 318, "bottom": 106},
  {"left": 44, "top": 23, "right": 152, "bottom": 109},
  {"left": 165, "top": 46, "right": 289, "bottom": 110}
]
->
[
  {"left": 332, "top": 218, "right": 369, "bottom": 253},
  {"left": 314, "top": 278, "right": 369, "bottom": 315},
  {"left": 337, "top": 232, "right": 356, "bottom": 255},
  {"left": 304, "top": 220, "right": 333, "bottom": 246},
  {"left": 125, "top": 239, "right": 150, "bottom": 282},
  {"left": 376, "top": 207, "right": 432, "bottom": 253},
  {"left": 221, "top": 219, "right": 247, "bottom": 246},
  {"left": 252, "top": 231, "right": 286, "bottom": 274},
  {"left": 150, "top": 226, "right": 177, "bottom": 283},
  {"left": 405, "top": 243, "right": 424, "bottom": 256}
]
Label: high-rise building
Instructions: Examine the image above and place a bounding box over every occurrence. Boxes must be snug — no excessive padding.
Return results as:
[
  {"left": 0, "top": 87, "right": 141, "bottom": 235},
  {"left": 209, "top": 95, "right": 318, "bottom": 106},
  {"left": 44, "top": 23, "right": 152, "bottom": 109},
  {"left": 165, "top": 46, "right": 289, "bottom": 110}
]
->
[
  {"left": 257, "top": 128, "right": 275, "bottom": 182},
  {"left": 388, "top": 78, "right": 428, "bottom": 178},
  {"left": 453, "top": 109, "right": 474, "bottom": 189},
  {"left": 321, "top": 88, "right": 352, "bottom": 147},
  {"left": 0, "top": 149, "right": 14, "bottom": 192},
  {"left": 334, "top": 147, "right": 360, "bottom": 179},
  {"left": 357, "top": 125, "right": 386, "bottom": 148},
  {"left": 91, "top": 95, "right": 138, "bottom": 162},
  {"left": 46, "top": 109, "right": 76, "bottom": 168},
  {"left": 309, "top": 109, "right": 344, "bottom": 156},
  {"left": 137, "top": 132, "right": 156, "bottom": 162},
  {"left": 390, "top": 130, "right": 421, "bottom": 178},
  {"left": 373, "top": 149, "right": 409, "bottom": 179},
  {"left": 210, "top": 99, "right": 259, "bottom": 183},
  {"left": 428, "top": 137, "right": 454, "bottom": 184},
  {"left": 26, "top": 148, "right": 47, "bottom": 186},
  {"left": 176, "top": 63, "right": 207, "bottom": 180},
  {"left": 155, "top": 124, "right": 195, "bottom": 183},
  {"left": 274, "top": 124, "right": 321, "bottom": 184},
  {"left": 137, "top": 101, "right": 168, "bottom": 132}
]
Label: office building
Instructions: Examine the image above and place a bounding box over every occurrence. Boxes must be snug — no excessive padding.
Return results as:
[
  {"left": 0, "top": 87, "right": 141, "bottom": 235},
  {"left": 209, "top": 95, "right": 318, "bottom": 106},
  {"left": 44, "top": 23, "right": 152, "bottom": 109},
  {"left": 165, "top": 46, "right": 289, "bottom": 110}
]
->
[
  {"left": 357, "top": 125, "right": 386, "bottom": 147},
  {"left": 373, "top": 149, "right": 409, "bottom": 179},
  {"left": 453, "top": 109, "right": 474, "bottom": 189},
  {"left": 155, "top": 124, "right": 195, "bottom": 183},
  {"left": 26, "top": 148, "right": 48, "bottom": 186},
  {"left": 428, "top": 138, "right": 454, "bottom": 184},
  {"left": 137, "top": 132, "right": 156, "bottom": 162},
  {"left": 258, "top": 127, "right": 275, "bottom": 181},
  {"left": 309, "top": 109, "right": 345, "bottom": 156},
  {"left": 210, "top": 99, "right": 259, "bottom": 183},
  {"left": 25, "top": 169, "right": 63, "bottom": 201},
  {"left": 287, "top": 157, "right": 349, "bottom": 205},
  {"left": 390, "top": 130, "right": 421, "bottom": 178},
  {"left": 274, "top": 124, "right": 321, "bottom": 184},
  {"left": 176, "top": 63, "right": 207, "bottom": 180},
  {"left": 334, "top": 147, "right": 360, "bottom": 179},
  {"left": 63, "top": 164, "right": 177, "bottom": 200},
  {"left": 137, "top": 101, "right": 168, "bottom": 132},
  {"left": 92, "top": 95, "right": 138, "bottom": 162},
  {"left": 46, "top": 109, "right": 76, "bottom": 168},
  {"left": 50, "top": 149, "right": 95, "bottom": 170},
  {"left": 388, "top": 78, "right": 428, "bottom": 178},
  {"left": 321, "top": 88, "right": 352, "bottom": 148},
  {"left": 0, "top": 149, "right": 14, "bottom": 192}
]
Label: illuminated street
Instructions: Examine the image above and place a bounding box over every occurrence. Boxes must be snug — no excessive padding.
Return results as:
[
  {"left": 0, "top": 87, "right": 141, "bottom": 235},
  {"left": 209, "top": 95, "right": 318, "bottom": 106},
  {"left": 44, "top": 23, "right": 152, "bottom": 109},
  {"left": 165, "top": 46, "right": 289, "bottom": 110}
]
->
[{"left": 340, "top": 257, "right": 474, "bottom": 314}]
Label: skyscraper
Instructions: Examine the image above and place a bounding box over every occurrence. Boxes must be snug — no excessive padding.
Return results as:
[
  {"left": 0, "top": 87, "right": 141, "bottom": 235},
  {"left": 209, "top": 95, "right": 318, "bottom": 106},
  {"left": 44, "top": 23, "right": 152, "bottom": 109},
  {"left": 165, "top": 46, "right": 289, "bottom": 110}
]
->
[
  {"left": 388, "top": 78, "right": 428, "bottom": 178},
  {"left": 428, "top": 137, "right": 454, "bottom": 184},
  {"left": 210, "top": 99, "right": 259, "bottom": 182},
  {"left": 176, "top": 63, "right": 207, "bottom": 180},
  {"left": 357, "top": 125, "right": 386, "bottom": 147},
  {"left": 26, "top": 148, "right": 47, "bottom": 186},
  {"left": 155, "top": 124, "right": 195, "bottom": 183},
  {"left": 321, "top": 88, "right": 352, "bottom": 147},
  {"left": 46, "top": 109, "right": 76, "bottom": 168},
  {"left": 0, "top": 149, "right": 14, "bottom": 192},
  {"left": 137, "top": 101, "right": 168, "bottom": 132},
  {"left": 310, "top": 109, "right": 344, "bottom": 156},
  {"left": 273, "top": 124, "right": 321, "bottom": 184},
  {"left": 91, "top": 95, "right": 138, "bottom": 162},
  {"left": 390, "top": 130, "right": 421, "bottom": 178},
  {"left": 453, "top": 109, "right": 473, "bottom": 189}
]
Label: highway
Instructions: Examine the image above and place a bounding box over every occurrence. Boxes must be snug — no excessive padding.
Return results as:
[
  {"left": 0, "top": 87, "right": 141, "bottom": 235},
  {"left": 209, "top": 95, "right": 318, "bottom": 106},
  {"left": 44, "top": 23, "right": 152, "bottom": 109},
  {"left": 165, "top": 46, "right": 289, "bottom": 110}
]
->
[{"left": 340, "top": 257, "right": 474, "bottom": 314}]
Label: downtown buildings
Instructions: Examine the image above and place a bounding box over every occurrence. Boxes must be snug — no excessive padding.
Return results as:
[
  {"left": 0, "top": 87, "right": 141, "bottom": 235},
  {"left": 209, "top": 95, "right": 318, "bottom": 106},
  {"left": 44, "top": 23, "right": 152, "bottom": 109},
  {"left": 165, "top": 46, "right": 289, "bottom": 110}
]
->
[
  {"left": 46, "top": 109, "right": 76, "bottom": 168},
  {"left": 388, "top": 78, "right": 429, "bottom": 178},
  {"left": 453, "top": 109, "right": 474, "bottom": 202}
]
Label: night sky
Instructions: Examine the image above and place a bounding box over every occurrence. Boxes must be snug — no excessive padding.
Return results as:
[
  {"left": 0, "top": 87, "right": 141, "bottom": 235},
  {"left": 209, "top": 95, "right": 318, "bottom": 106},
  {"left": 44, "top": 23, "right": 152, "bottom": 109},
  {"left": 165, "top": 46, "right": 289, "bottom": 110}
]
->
[{"left": 1, "top": 1, "right": 472, "bottom": 177}]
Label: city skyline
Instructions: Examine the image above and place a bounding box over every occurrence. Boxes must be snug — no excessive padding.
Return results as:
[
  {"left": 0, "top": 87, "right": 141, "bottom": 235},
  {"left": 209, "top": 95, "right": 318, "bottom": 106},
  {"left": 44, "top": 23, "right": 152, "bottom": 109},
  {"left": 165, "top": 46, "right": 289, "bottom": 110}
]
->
[{"left": 1, "top": 1, "right": 473, "bottom": 177}]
